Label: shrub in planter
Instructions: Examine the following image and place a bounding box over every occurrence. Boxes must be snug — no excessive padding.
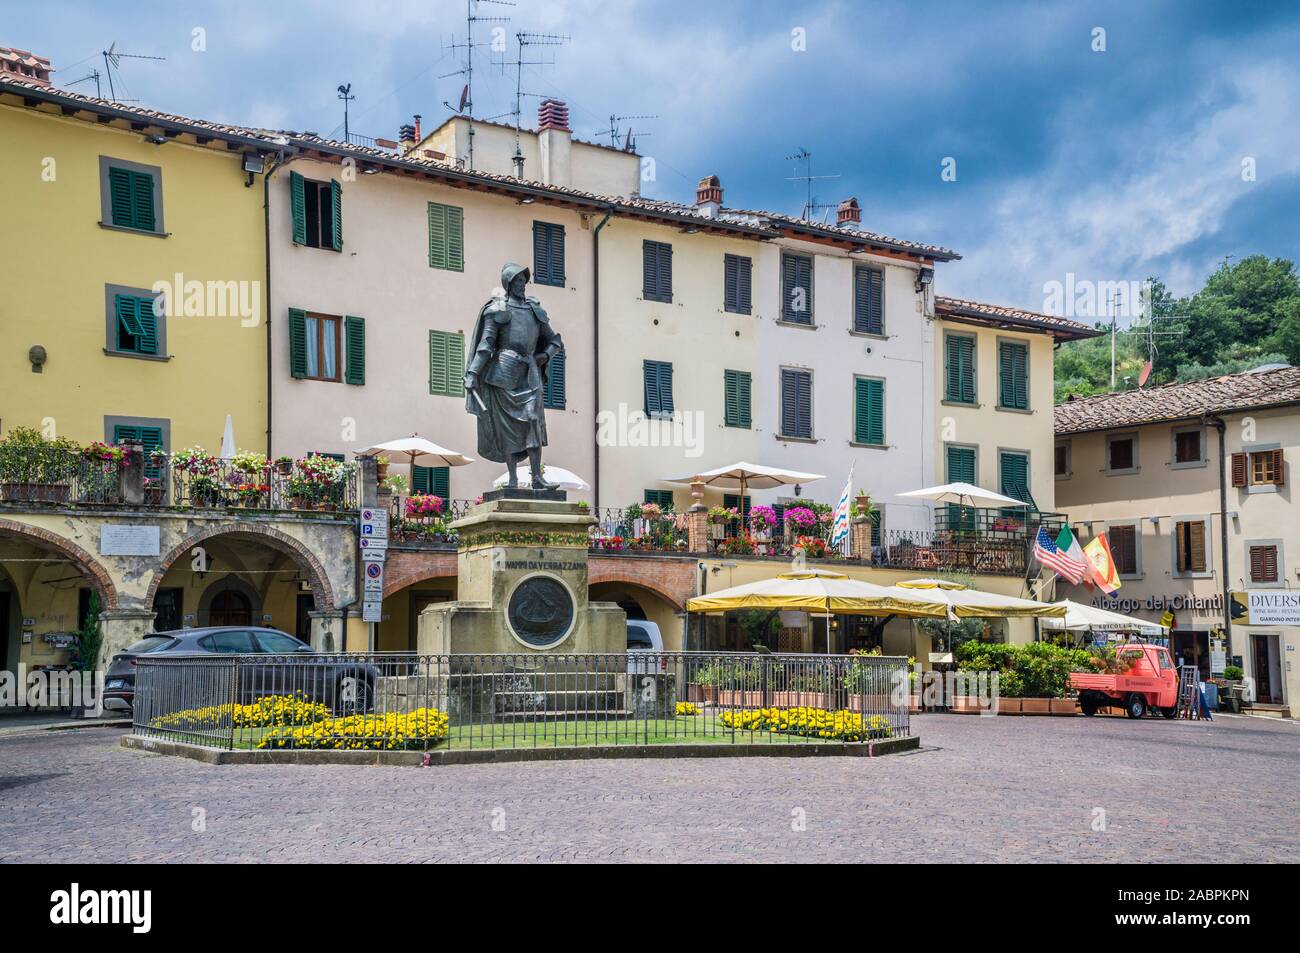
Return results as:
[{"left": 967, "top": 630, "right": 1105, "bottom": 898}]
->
[{"left": 0, "top": 426, "right": 80, "bottom": 501}]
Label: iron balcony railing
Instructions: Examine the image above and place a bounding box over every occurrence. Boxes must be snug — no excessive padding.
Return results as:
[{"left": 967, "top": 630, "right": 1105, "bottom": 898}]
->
[
  {"left": 132, "top": 651, "right": 910, "bottom": 752},
  {"left": 0, "top": 448, "right": 359, "bottom": 512}
]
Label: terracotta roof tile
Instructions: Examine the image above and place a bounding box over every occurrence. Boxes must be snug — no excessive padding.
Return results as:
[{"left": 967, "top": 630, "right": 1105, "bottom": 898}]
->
[
  {"left": 1054, "top": 365, "right": 1300, "bottom": 434},
  {"left": 936, "top": 296, "right": 1101, "bottom": 341}
]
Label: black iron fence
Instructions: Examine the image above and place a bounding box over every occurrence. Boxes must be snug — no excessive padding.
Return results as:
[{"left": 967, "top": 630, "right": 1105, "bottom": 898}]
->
[{"left": 133, "top": 651, "right": 910, "bottom": 751}]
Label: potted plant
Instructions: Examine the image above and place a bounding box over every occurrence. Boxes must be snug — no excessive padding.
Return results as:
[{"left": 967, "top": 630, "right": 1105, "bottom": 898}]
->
[
  {"left": 0, "top": 427, "right": 79, "bottom": 502},
  {"left": 382, "top": 472, "right": 408, "bottom": 496},
  {"left": 230, "top": 450, "right": 268, "bottom": 481},
  {"left": 374, "top": 455, "right": 391, "bottom": 481}
]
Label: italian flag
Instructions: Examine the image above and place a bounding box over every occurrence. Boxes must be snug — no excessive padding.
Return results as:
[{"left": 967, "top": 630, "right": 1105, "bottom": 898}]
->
[{"left": 1055, "top": 526, "right": 1089, "bottom": 584}]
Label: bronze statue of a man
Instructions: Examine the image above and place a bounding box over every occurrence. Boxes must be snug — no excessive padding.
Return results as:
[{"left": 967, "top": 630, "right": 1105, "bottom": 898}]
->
[{"left": 464, "top": 263, "right": 564, "bottom": 489}]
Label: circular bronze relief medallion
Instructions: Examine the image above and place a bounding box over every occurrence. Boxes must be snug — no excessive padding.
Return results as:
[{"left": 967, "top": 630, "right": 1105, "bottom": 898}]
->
[{"left": 506, "top": 574, "right": 575, "bottom": 648}]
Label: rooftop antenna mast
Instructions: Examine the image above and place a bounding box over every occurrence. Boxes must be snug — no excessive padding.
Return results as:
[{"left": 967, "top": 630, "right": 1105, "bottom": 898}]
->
[
  {"left": 598, "top": 114, "right": 657, "bottom": 151},
  {"left": 1116, "top": 281, "right": 1187, "bottom": 387},
  {"left": 496, "top": 31, "right": 569, "bottom": 178},
  {"left": 440, "top": 0, "right": 514, "bottom": 170},
  {"left": 785, "top": 147, "right": 839, "bottom": 220},
  {"left": 65, "top": 68, "right": 102, "bottom": 99},
  {"left": 100, "top": 41, "right": 165, "bottom": 103}
]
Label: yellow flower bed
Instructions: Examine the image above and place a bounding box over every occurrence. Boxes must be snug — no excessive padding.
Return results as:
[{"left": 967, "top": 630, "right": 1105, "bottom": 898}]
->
[
  {"left": 718, "top": 706, "right": 892, "bottom": 741},
  {"left": 675, "top": 701, "right": 701, "bottom": 716},
  {"left": 150, "top": 693, "right": 331, "bottom": 730},
  {"left": 256, "top": 708, "right": 450, "bottom": 751}
]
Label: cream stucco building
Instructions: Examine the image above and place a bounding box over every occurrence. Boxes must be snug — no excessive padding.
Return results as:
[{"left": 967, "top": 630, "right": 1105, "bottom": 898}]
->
[{"left": 1054, "top": 366, "right": 1300, "bottom": 715}]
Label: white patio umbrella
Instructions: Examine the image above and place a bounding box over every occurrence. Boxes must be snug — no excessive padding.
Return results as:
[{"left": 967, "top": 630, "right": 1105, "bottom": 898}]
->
[
  {"left": 666, "top": 460, "right": 826, "bottom": 503},
  {"left": 354, "top": 435, "right": 475, "bottom": 469},
  {"left": 1040, "top": 600, "right": 1168, "bottom": 632},
  {"left": 492, "top": 464, "right": 588, "bottom": 491},
  {"left": 220, "top": 415, "right": 236, "bottom": 459},
  {"left": 896, "top": 481, "right": 1027, "bottom": 509}
]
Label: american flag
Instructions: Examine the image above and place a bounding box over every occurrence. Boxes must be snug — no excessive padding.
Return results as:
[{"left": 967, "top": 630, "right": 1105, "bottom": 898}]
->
[{"left": 1034, "top": 526, "right": 1085, "bottom": 583}]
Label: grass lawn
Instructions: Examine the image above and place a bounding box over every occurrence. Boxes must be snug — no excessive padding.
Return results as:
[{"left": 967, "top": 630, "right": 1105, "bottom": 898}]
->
[{"left": 157, "top": 713, "right": 857, "bottom": 751}]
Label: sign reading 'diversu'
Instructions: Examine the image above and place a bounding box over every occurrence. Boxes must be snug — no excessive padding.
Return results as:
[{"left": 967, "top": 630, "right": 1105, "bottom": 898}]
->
[{"left": 1245, "top": 590, "right": 1300, "bottom": 626}]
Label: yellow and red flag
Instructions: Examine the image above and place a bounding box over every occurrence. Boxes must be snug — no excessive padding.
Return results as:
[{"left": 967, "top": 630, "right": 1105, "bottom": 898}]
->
[{"left": 1083, "top": 533, "right": 1122, "bottom": 596}]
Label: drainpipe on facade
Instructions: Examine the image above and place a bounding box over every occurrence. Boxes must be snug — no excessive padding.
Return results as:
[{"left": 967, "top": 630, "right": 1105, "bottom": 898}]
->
[
  {"left": 1208, "top": 414, "right": 1233, "bottom": 659},
  {"left": 591, "top": 206, "right": 615, "bottom": 508}
]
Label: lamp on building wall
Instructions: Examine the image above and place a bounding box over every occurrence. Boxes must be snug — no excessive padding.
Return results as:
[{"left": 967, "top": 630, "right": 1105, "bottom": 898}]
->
[{"left": 915, "top": 266, "right": 934, "bottom": 292}]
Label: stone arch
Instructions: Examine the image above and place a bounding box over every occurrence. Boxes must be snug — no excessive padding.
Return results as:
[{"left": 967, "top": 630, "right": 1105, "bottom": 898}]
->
[
  {"left": 0, "top": 518, "right": 119, "bottom": 609},
  {"left": 381, "top": 552, "right": 456, "bottom": 599},
  {"left": 146, "top": 525, "right": 335, "bottom": 611},
  {"left": 586, "top": 563, "right": 688, "bottom": 611}
]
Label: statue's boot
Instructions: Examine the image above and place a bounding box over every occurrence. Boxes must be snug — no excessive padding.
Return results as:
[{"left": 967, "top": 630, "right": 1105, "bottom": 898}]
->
[
  {"left": 506, "top": 454, "right": 526, "bottom": 488},
  {"left": 528, "top": 448, "right": 559, "bottom": 490}
]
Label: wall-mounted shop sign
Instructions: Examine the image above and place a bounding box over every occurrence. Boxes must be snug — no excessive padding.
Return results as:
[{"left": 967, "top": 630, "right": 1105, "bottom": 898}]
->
[
  {"left": 1233, "top": 590, "right": 1300, "bottom": 626},
  {"left": 1090, "top": 593, "right": 1222, "bottom": 616}
]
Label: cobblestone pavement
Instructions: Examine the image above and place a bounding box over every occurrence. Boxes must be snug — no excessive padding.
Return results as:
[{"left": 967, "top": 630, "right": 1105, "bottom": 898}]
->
[{"left": 1, "top": 714, "right": 1296, "bottom": 863}]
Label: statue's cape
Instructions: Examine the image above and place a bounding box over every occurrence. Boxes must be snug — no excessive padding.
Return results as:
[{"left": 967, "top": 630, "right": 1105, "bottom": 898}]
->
[{"left": 465, "top": 295, "right": 551, "bottom": 417}]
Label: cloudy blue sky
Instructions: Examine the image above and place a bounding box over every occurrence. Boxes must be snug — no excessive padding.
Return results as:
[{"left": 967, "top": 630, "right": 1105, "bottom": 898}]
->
[{"left": 7, "top": 0, "right": 1299, "bottom": 315}]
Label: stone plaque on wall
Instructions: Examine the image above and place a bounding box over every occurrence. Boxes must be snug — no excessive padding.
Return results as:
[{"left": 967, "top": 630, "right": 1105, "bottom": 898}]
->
[{"left": 100, "top": 524, "right": 161, "bottom": 556}]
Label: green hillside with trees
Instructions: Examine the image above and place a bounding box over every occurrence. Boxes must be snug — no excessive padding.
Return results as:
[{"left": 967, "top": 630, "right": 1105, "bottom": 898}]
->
[{"left": 1054, "top": 255, "right": 1300, "bottom": 403}]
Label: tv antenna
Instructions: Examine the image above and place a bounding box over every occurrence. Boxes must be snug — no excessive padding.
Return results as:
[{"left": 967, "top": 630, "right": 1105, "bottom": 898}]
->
[
  {"left": 337, "top": 83, "right": 355, "bottom": 143},
  {"left": 493, "top": 31, "right": 569, "bottom": 177},
  {"left": 598, "top": 114, "right": 656, "bottom": 151},
  {"left": 785, "top": 147, "right": 839, "bottom": 220},
  {"left": 65, "top": 68, "right": 102, "bottom": 99},
  {"left": 100, "top": 41, "right": 165, "bottom": 103},
  {"left": 440, "top": 0, "right": 514, "bottom": 169},
  {"left": 1115, "top": 281, "right": 1187, "bottom": 388}
]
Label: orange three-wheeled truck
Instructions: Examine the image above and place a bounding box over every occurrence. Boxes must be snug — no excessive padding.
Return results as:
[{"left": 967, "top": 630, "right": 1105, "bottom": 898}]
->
[{"left": 1068, "top": 643, "right": 1181, "bottom": 719}]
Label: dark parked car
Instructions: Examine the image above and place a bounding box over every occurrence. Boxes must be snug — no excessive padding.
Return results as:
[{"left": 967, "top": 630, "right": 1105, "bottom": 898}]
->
[{"left": 103, "top": 627, "right": 379, "bottom": 714}]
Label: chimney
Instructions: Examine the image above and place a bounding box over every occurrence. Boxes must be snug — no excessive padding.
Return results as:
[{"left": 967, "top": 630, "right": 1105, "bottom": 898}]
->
[
  {"left": 537, "top": 99, "right": 571, "bottom": 188},
  {"left": 694, "top": 175, "right": 723, "bottom": 219},
  {"left": 537, "top": 98, "right": 570, "bottom": 131},
  {"left": 0, "top": 47, "right": 53, "bottom": 88},
  {"left": 836, "top": 197, "right": 861, "bottom": 228},
  {"left": 398, "top": 114, "right": 423, "bottom": 154}
]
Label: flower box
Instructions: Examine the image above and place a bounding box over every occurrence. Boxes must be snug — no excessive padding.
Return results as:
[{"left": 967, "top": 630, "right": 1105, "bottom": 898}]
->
[
  {"left": 1019, "top": 698, "right": 1051, "bottom": 716},
  {"left": 995, "top": 696, "right": 1022, "bottom": 715},
  {"left": 1, "top": 482, "right": 71, "bottom": 503},
  {"left": 773, "top": 691, "right": 832, "bottom": 709},
  {"left": 1049, "top": 698, "right": 1078, "bottom": 716},
  {"left": 718, "top": 689, "right": 765, "bottom": 708}
]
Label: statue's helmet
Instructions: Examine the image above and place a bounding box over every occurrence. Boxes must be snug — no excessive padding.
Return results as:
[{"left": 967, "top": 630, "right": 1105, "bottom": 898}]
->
[{"left": 501, "top": 262, "right": 530, "bottom": 288}]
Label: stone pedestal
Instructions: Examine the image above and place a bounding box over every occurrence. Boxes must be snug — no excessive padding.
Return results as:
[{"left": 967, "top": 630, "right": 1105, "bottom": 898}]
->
[
  {"left": 417, "top": 497, "right": 625, "bottom": 656},
  {"left": 851, "top": 516, "right": 874, "bottom": 564}
]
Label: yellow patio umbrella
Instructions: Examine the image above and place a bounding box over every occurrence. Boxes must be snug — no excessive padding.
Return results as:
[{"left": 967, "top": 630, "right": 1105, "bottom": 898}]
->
[
  {"left": 687, "top": 569, "right": 951, "bottom": 653},
  {"left": 884, "top": 578, "right": 1066, "bottom": 619}
]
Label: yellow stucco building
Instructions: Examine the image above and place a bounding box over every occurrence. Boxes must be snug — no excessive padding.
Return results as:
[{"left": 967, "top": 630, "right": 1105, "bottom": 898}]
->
[{"left": 0, "top": 77, "right": 273, "bottom": 455}]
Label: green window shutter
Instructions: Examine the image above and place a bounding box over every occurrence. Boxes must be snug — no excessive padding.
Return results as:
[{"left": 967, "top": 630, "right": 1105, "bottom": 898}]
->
[
  {"left": 544, "top": 348, "right": 566, "bottom": 409},
  {"left": 428, "top": 203, "right": 464, "bottom": 271},
  {"left": 724, "top": 369, "right": 751, "bottom": 428},
  {"left": 643, "top": 241, "right": 672, "bottom": 302},
  {"left": 533, "top": 222, "right": 565, "bottom": 286},
  {"left": 413, "top": 465, "right": 450, "bottom": 497},
  {"left": 344, "top": 315, "right": 365, "bottom": 385},
  {"left": 446, "top": 205, "right": 464, "bottom": 271},
  {"left": 782, "top": 254, "right": 813, "bottom": 324},
  {"left": 428, "top": 203, "right": 447, "bottom": 268},
  {"left": 946, "top": 445, "right": 976, "bottom": 483},
  {"left": 108, "top": 167, "right": 134, "bottom": 227},
  {"left": 290, "top": 171, "right": 307, "bottom": 246},
  {"left": 998, "top": 341, "right": 1028, "bottom": 409},
  {"left": 999, "top": 452, "right": 1032, "bottom": 505},
  {"left": 132, "top": 171, "right": 155, "bottom": 231},
  {"left": 643, "top": 489, "right": 674, "bottom": 508},
  {"left": 945, "top": 335, "right": 975, "bottom": 403},
  {"left": 724, "top": 255, "right": 752, "bottom": 314},
  {"left": 723, "top": 493, "right": 751, "bottom": 516},
  {"left": 135, "top": 295, "right": 158, "bottom": 354},
  {"left": 428, "top": 330, "right": 464, "bottom": 396},
  {"left": 644, "top": 359, "right": 673, "bottom": 416},
  {"left": 330, "top": 179, "right": 343, "bottom": 251},
  {"left": 288, "top": 308, "right": 308, "bottom": 379},
  {"left": 854, "top": 267, "right": 883, "bottom": 334},
  {"left": 854, "top": 377, "right": 884, "bottom": 445},
  {"left": 781, "top": 369, "right": 812, "bottom": 437}
]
